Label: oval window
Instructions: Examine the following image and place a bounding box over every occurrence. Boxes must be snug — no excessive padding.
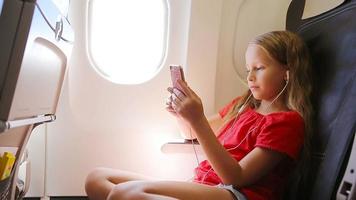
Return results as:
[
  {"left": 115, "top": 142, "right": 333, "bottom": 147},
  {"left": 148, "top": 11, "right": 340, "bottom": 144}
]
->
[{"left": 88, "top": 0, "right": 168, "bottom": 84}]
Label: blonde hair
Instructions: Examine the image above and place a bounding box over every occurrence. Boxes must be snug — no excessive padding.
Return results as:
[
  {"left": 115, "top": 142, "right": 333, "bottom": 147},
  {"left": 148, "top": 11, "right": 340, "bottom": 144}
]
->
[{"left": 225, "top": 30, "right": 313, "bottom": 157}]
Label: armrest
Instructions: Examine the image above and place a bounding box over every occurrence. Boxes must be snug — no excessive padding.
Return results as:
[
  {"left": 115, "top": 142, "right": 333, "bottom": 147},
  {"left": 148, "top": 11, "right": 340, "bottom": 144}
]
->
[{"left": 161, "top": 139, "right": 203, "bottom": 154}]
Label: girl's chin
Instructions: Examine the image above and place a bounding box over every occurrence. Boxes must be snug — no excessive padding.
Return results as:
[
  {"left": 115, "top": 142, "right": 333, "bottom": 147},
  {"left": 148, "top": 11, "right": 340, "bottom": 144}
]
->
[{"left": 250, "top": 93, "right": 261, "bottom": 100}]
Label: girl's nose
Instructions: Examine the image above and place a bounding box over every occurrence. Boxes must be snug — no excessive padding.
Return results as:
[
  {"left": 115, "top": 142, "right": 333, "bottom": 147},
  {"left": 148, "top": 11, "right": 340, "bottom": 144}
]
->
[{"left": 247, "top": 71, "right": 255, "bottom": 82}]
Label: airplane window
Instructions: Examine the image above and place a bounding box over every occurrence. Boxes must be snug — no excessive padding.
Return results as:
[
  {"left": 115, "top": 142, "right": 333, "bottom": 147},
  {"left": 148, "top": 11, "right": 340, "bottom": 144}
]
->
[{"left": 88, "top": 0, "right": 168, "bottom": 84}]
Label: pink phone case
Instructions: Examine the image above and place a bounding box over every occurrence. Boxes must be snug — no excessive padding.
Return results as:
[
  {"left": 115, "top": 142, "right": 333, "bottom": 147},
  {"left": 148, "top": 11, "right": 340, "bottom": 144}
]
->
[{"left": 170, "top": 65, "right": 185, "bottom": 92}]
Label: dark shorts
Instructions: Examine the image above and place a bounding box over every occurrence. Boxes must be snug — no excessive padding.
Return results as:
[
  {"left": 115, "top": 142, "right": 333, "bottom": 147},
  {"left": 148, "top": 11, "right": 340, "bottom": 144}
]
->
[{"left": 216, "top": 184, "right": 247, "bottom": 200}]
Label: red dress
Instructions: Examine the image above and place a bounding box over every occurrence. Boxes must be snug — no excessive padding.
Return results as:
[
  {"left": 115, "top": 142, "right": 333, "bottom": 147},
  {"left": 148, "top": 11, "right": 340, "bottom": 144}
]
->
[{"left": 193, "top": 98, "right": 304, "bottom": 200}]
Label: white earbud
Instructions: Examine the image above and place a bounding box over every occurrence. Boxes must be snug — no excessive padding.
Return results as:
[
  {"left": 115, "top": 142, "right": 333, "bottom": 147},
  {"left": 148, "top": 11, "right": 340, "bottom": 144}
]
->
[{"left": 285, "top": 70, "right": 290, "bottom": 82}]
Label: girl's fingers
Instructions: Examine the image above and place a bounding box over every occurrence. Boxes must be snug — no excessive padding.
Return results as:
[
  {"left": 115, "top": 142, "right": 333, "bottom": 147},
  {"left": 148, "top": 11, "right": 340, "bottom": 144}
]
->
[
  {"left": 167, "top": 87, "right": 173, "bottom": 93},
  {"left": 166, "top": 87, "right": 183, "bottom": 112},
  {"left": 167, "top": 86, "right": 184, "bottom": 103},
  {"left": 177, "top": 80, "right": 201, "bottom": 102},
  {"left": 165, "top": 105, "right": 175, "bottom": 113},
  {"left": 182, "top": 81, "right": 199, "bottom": 98},
  {"left": 171, "top": 93, "right": 182, "bottom": 107},
  {"left": 165, "top": 106, "right": 178, "bottom": 117},
  {"left": 167, "top": 81, "right": 201, "bottom": 117},
  {"left": 172, "top": 88, "right": 185, "bottom": 101},
  {"left": 177, "top": 80, "right": 192, "bottom": 96}
]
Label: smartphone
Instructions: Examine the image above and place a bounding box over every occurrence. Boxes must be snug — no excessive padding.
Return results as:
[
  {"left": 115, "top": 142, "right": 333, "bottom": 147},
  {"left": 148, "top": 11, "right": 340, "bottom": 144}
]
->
[{"left": 170, "top": 65, "right": 185, "bottom": 92}]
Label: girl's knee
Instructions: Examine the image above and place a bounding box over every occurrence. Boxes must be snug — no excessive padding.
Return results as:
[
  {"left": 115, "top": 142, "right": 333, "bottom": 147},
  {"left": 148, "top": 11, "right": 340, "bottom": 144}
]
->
[
  {"left": 85, "top": 167, "right": 110, "bottom": 196},
  {"left": 107, "top": 181, "right": 147, "bottom": 200}
]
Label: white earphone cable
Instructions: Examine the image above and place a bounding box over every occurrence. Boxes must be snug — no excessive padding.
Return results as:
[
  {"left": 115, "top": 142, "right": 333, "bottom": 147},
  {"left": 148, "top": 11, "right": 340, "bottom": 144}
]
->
[{"left": 189, "top": 127, "right": 200, "bottom": 166}]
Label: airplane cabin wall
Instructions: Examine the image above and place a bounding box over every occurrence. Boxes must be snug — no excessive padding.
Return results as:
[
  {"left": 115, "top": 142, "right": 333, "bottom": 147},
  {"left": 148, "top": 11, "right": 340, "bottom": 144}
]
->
[
  {"left": 25, "top": 0, "right": 217, "bottom": 196},
  {"left": 23, "top": 0, "right": 345, "bottom": 197}
]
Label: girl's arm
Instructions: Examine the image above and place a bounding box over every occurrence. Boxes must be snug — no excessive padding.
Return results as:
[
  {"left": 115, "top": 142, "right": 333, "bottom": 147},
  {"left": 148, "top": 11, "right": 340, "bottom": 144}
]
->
[
  {"left": 191, "top": 117, "right": 284, "bottom": 187},
  {"left": 166, "top": 88, "right": 223, "bottom": 139},
  {"left": 172, "top": 80, "right": 285, "bottom": 187},
  {"left": 176, "top": 114, "right": 223, "bottom": 139},
  {"left": 206, "top": 114, "right": 224, "bottom": 135}
]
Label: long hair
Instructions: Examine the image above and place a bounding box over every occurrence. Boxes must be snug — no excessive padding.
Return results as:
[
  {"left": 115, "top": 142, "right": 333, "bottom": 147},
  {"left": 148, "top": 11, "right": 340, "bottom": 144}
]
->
[{"left": 224, "top": 30, "right": 313, "bottom": 168}]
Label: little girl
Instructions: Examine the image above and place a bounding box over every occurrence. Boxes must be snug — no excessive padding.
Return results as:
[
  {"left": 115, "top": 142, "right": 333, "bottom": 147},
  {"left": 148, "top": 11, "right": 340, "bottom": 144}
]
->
[{"left": 85, "top": 30, "right": 313, "bottom": 200}]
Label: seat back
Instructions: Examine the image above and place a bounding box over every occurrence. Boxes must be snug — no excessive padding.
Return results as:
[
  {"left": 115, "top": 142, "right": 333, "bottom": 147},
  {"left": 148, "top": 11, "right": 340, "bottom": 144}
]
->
[
  {"left": 0, "top": 0, "right": 73, "bottom": 199},
  {"left": 285, "top": 0, "right": 356, "bottom": 199}
]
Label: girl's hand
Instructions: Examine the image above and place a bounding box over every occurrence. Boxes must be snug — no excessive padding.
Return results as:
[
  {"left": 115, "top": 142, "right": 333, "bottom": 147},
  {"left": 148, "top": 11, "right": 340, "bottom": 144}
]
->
[
  {"left": 165, "top": 87, "right": 178, "bottom": 117},
  {"left": 168, "top": 80, "right": 206, "bottom": 125}
]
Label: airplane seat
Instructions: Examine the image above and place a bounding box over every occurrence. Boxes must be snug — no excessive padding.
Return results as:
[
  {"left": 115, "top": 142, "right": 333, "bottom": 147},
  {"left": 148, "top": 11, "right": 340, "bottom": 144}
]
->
[
  {"left": 0, "top": 0, "right": 73, "bottom": 199},
  {"left": 284, "top": 0, "right": 356, "bottom": 199}
]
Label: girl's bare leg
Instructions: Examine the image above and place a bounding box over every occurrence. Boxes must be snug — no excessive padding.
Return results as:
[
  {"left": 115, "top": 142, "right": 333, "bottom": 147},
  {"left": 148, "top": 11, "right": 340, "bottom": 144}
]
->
[
  {"left": 107, "top": 180, "right": 235, "bottom": 200},
  {"left": 85, "top": 167, "right": 155, "bottom": 200}
]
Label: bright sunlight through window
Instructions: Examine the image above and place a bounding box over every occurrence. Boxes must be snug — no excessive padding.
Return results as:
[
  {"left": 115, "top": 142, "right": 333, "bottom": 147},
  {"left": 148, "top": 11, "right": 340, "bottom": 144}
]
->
[{"left": 89, "top": 0, "right": 168, "bottom": 84}]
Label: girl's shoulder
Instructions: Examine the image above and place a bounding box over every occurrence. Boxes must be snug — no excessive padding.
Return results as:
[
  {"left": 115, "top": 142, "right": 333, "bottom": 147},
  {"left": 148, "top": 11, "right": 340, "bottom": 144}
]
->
[
  {"left": 249, "top": 108, "right": 304, "bottom": 127},
  {"left": 267, "top": 109, "right": 302, "bottom": 118},
  {"left": 253, "top": 109, "right": 305, "bottom": 161},
  {"left": 266, "top": 110, "right": 304, "bottom": 129}
]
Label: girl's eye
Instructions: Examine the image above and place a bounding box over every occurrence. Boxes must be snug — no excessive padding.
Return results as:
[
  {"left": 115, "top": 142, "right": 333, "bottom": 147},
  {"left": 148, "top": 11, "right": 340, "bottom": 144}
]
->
[{"left": 246, "top": 66, "right": 264, "bottom": 73}]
